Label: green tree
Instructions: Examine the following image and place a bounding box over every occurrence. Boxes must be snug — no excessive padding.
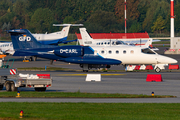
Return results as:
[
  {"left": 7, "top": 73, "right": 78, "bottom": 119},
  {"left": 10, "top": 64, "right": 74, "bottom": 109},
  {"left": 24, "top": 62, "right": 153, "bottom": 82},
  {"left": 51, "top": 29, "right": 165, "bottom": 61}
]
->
[
  {"left": 151, "top": 15, "right": 165, "bottom": 34},
  {"left": 85, "top": 10, "right": 118, "bottom": 33},
  {"left": 174, "top": 4, "right": 180, "bottom": 33},
  {"left": 63, "top": 16, "right": 75, "bottom": 24},
  {"left": 115, "top": 0, "right": 140, "bottom": 23},
  {"left": 142, "top": 0, "right": 169, "bottom": 32},
  {"left": 128, "top": 21, "right": 142, "bottom": 33},
  {"left": 28, "top": 8, "right": 54, "bottom": 33}
]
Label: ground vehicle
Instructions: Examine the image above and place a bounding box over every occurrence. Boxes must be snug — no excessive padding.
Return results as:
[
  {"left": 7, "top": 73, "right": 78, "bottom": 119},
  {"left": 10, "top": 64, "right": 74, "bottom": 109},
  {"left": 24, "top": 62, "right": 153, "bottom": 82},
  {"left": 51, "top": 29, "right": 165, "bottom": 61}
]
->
[{"left": 0, "top": 68, "right": 52, "bottom": 91}]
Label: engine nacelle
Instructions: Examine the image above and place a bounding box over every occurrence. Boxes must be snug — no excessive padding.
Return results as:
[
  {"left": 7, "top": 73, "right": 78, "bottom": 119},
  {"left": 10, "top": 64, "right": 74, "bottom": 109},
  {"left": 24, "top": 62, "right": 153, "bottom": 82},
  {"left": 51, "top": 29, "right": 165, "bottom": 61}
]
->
[{"left": 54, "top": 46, "right": 84, "bottom": 58}]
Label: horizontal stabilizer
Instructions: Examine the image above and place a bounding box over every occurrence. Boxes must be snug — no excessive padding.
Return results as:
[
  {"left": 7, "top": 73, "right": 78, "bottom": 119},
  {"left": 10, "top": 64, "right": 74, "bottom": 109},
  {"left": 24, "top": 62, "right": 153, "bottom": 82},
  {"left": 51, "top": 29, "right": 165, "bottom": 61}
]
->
[{"left": 53, "top": 24, "right": 84, "bottom": 26}]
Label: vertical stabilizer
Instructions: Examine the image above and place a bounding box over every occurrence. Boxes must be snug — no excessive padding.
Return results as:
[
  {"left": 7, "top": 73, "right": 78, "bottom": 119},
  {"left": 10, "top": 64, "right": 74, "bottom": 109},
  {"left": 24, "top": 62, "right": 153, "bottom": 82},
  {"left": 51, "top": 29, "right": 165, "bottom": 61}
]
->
[
  {"left": 79, "top": 28, "right": 94, "bottom": 46},
  {"left": 144, "top": 38, "right": 152, "bottom": 47},
  {"left": 8, "top": 29, "right": 54, "bottom": 50},
  {"left": 61, "top": 26, "right": 70, "bottom": 38}
]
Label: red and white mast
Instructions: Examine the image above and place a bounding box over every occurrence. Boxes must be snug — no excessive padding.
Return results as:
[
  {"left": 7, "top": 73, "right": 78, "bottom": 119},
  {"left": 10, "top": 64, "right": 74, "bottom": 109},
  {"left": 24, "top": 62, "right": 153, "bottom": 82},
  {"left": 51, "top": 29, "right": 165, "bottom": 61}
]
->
[
  {"left": 171, "top": 0, "right": 174, "bottom": 37},
  {"left": 125, "top": 0, "right": 127, "bottom": 33}
]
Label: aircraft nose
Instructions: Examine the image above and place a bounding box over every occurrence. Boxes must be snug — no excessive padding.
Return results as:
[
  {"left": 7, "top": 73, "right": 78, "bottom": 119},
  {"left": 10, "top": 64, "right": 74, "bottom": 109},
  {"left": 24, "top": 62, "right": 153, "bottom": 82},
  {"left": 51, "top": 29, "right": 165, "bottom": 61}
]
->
[{"left": 158, "top": 55, "right": 178, "bottom": 64}]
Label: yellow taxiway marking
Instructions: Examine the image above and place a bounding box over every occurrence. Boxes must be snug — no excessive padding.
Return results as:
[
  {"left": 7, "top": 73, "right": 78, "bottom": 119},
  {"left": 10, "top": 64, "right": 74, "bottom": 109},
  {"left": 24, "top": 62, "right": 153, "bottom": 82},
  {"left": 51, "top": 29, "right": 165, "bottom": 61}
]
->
[{"left": 57, "top": 74, "right": 125, "bottom": 76}]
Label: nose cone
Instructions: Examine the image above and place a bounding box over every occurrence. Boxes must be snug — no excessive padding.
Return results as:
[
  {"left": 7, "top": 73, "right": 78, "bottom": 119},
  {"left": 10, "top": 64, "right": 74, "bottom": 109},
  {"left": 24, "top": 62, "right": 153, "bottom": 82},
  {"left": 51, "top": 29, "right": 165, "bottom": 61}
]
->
[{"left": 158, "top": 55, "right": 178, "bottom": 64}]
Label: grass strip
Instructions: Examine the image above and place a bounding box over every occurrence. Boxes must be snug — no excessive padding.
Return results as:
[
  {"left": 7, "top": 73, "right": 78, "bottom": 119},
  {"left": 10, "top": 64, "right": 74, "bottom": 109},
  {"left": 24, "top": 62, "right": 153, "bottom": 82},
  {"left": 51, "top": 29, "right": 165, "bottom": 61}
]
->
[
  {"left": 1, "top": 103, "right": 180, "bottom": 120},
  {"left": 0, "top": 91, "right": 176, "bottom": 98}
]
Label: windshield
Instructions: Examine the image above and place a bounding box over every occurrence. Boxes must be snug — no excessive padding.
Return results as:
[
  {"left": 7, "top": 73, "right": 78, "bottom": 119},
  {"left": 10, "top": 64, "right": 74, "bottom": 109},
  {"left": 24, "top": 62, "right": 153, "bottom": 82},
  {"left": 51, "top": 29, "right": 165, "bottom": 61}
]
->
[
  {"left": 141, "top": 48, "right": 156, "bottom": 54},
  {"left": 115, "top": 41, "right": 126, "bottom": 45}
]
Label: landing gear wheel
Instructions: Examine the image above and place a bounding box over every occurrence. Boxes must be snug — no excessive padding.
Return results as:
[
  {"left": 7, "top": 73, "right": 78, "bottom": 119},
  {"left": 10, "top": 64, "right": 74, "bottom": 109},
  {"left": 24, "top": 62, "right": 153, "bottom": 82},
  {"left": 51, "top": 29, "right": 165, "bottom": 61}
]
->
[
  {"left": 83, "top": 70, "right": 88, "bottom": 72},
  {"left": 35, "top": 87, "right": 46, "bottom": 91},
  {"left": 33, "top": 56, "right": 37, "bottom": 61},
  {"left": 11, "top": 83, "right": 17, "bottom": 91},
  {"left": 0, "top": 84, "right": 3, "bottom": 90},
  {"left": 50, "top": 60, "right": 53, "bottom": 65},
  {"left": 5, "top": 82, "right": 11, "bottom": 91},
  {"left": 155, "top": 67, "right": 161, "bottom": 73},
  {"left": 29, "top": 57, "right": 33, "bottom": 61}
]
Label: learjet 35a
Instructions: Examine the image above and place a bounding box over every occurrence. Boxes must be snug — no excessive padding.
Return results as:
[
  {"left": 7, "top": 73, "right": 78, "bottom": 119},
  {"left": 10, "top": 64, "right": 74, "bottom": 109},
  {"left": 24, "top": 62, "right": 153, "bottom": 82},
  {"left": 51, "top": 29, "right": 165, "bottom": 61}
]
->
[{"left": 8, "top": 29, "right": 177, "bottom": 72}]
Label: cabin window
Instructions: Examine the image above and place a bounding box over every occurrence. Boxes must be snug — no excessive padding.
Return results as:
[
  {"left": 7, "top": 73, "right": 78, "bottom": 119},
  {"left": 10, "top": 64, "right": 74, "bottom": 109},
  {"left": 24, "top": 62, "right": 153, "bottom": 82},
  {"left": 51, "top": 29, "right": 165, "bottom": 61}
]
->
[
  {"left": 130, "top": 50, "right": 134, "bottom": 54},
  {"left": 108, "top": 50, "right": 112, "bottom": 54},
  {"left": 116, "top": 50, "right": 119, "bottom": 54},
  {"left": 141, "top": 48, "right": 155, "bottom": 54},
  {"left": 101, "top": 50, "right": 105, "bottom": 54},
  {"left": 108, "top": 42, "right": 110, "bottom": 45},
  {"left": 123, "top": 50, "right": 126, "bottom": 54},
  {"left": 104, "top": 42, "right": 106, "bottom": 45},
  {"left": 101, "top": 42, "right": 103, "bottom": 45}
]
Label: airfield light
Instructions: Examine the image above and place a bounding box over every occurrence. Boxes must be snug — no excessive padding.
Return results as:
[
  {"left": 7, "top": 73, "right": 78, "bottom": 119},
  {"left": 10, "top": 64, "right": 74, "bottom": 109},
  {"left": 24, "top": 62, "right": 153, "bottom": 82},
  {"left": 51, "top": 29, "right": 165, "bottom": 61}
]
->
[
  {"left": 19, "top": 110, "right": 24, "bottom": 118},
  {"left": 151, "top": 92, "right": 154, "bottom": 96}
]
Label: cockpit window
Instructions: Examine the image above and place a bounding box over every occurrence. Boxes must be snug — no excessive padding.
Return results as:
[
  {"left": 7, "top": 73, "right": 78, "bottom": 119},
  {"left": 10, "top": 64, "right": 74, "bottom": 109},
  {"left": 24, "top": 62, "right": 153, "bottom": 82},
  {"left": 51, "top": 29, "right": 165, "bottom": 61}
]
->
[
  {"left": 141, "top": 48, "right": 155, "bottom": 54},
  {"left": 116, "top": 41, "right": 126, "bottom": 45}
]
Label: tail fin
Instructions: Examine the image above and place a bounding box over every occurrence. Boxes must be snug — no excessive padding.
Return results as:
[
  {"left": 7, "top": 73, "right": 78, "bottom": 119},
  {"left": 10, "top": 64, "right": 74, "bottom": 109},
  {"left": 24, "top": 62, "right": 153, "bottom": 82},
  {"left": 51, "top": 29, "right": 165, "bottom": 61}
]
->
[
  {"left": 79, "top": 28, "right": 94, "bottom": 46},
  {"left": 143, "top": 38, "right": 152, "bottom": 47},
  {"left": 8, "top": 29, "right": 54, "bottom": 50},
  {"left": 50, "top": 26, "right": 70, "bottom": 39}
]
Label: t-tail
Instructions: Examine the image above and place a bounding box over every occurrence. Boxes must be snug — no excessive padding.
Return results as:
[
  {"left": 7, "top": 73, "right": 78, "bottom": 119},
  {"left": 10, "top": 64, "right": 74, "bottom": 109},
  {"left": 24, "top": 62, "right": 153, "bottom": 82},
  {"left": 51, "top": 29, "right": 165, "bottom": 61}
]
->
[
  {"left": 79, "top": 28, "right": 94, "bottom": 46},
  {"left": 141, "top": 38, "right": 153, "bottom": 47},
  {"left": 50, "top": 25, "right": 70, "bottom": 40},
  {"left": 8, "top": 29, "right": 54, "bottom": 50}
]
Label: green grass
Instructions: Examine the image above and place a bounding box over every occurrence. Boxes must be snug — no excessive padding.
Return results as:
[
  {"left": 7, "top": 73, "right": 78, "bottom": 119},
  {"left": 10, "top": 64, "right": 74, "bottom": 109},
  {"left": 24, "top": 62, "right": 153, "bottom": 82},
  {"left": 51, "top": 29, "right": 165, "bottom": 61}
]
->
[
  {"left": 1, "top": 103, "right": 180, "bottom": 120},
  {"left": 0, "top": 91, "right": 175, "bottom": 98},
  {"left": 152, "top": 40, "right": 170, "bottom": 44}
]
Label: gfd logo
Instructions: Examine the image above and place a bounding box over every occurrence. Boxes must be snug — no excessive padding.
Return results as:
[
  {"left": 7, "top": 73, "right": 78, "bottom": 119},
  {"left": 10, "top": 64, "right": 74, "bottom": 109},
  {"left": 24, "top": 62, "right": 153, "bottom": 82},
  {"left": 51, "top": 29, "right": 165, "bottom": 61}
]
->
[{"left": 19, "top": 35, "right": 31, "bottom": 41}]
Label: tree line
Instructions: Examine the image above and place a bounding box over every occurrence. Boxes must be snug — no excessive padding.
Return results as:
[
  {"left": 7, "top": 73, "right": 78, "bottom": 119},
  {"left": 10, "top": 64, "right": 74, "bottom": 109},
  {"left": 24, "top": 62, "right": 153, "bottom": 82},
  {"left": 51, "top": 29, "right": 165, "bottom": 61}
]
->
[{"left": 0, "top": 0, "right": 180, "bottom": 37}]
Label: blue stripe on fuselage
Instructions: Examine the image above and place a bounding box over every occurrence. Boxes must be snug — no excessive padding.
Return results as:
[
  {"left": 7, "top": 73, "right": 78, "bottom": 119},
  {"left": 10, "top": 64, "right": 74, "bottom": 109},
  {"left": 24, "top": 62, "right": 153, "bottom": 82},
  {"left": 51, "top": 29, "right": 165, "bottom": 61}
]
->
[{"left": 38, "top": 37, "right": 68, "bottom": 45}]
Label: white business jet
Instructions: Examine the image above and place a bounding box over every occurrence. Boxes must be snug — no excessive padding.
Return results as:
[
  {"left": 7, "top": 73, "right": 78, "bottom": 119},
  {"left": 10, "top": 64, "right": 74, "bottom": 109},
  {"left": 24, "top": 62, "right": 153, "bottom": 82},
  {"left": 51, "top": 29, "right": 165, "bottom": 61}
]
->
[
  {"left": 35, "top": 24, "right": 83, "bottom": 45},
  {"left": 77, "top": 28, "right": 159, "bottom": 51},
  {"left": 79, "top": 28, "right": 177, "bottom": 72}
]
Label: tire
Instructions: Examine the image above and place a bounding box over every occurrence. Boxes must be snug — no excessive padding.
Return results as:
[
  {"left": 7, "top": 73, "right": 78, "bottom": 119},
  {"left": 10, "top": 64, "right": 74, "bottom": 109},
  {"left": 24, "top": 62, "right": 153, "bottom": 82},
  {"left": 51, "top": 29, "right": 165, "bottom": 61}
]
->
[
  {"left": 50, "top": 60, "right": 53, "bottom": 65},
  {"left": 0, "top": 84, "right": 3, "bottom": 90},
  {"left": 29, "top": 57, "right": 33, "bottom": 61},
  {"left": 11, "top": 83, "right": 17, "bottom": 91},
  {"left": 5, "top": 82, "right": 11, "bottom": 91},
  {"left": 155, "top": 67, "right": 161, "bottom": 73},
  {"left": 83, "top": 70, "right": 88, "bottom": 72},
  {"left": 35, "top": 87, "right": 46, "bottom": 91},
  {"left": 33, "top": 56, "right": 37, "bottom": 61}
]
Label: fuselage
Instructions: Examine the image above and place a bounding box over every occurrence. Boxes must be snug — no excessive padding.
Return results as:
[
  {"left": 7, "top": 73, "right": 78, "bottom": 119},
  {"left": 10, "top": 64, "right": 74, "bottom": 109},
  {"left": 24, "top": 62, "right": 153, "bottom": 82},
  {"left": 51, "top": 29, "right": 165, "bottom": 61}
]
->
[{"left": 90, "top": 45, "right": 177, "bottom": 65}]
